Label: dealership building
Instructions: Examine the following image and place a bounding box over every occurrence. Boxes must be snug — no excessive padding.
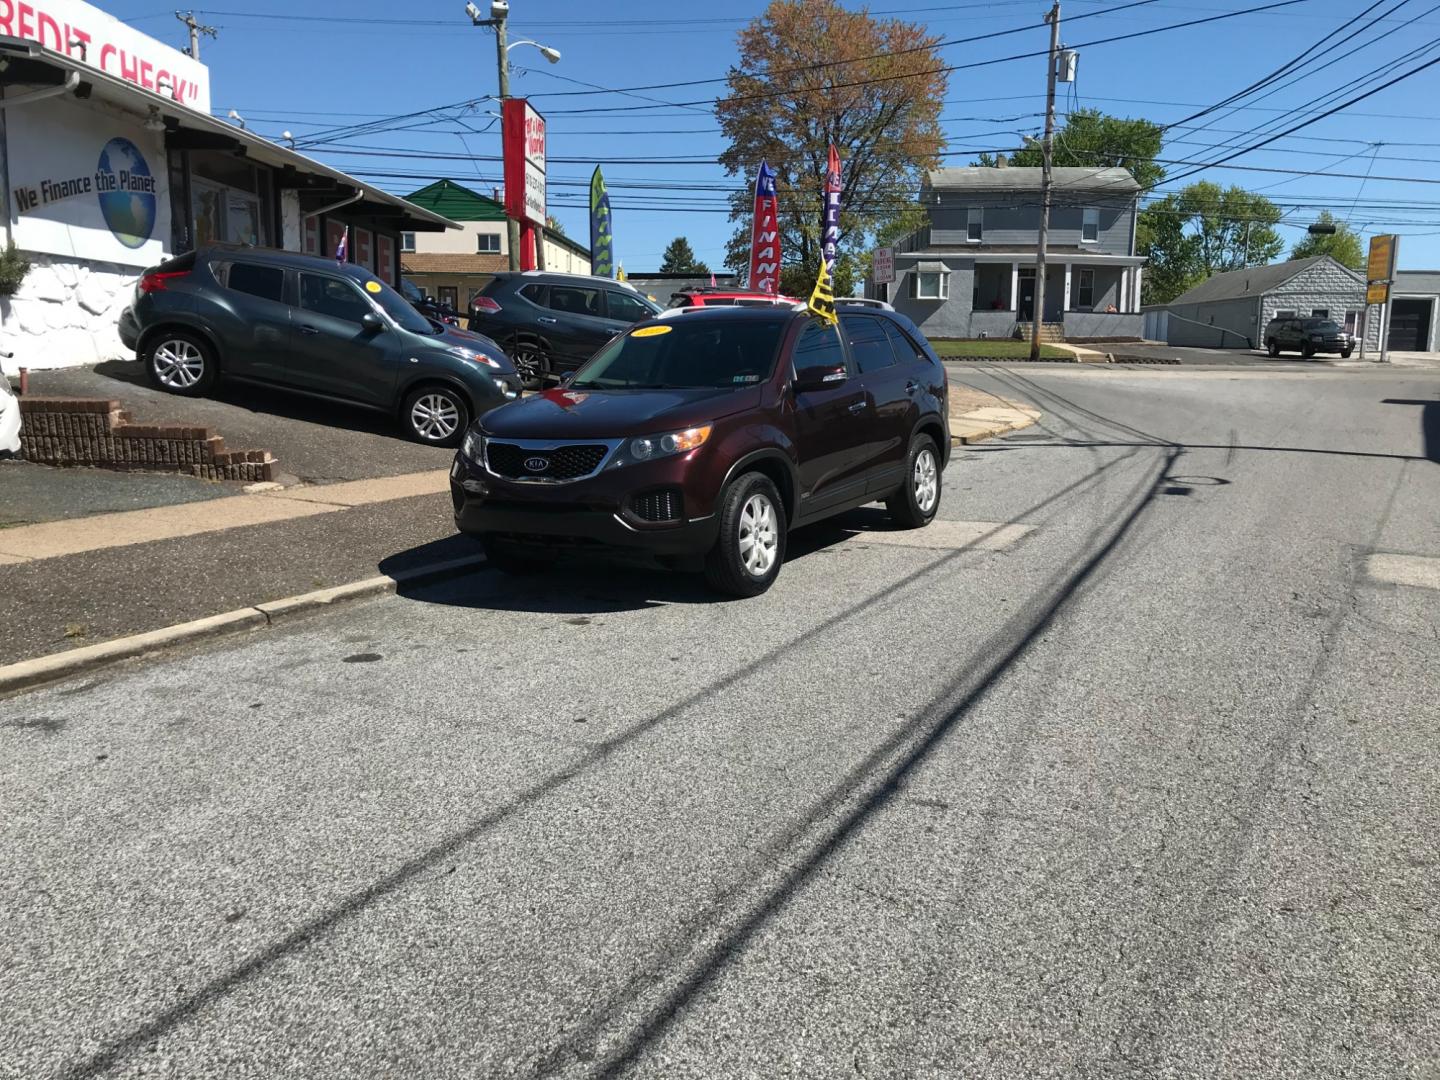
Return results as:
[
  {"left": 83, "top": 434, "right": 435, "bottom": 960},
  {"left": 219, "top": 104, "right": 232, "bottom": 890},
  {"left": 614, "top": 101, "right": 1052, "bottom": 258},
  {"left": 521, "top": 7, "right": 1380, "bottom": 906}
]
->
[{"left": 0, "top": 0, "right": 456, "bottom": 373}]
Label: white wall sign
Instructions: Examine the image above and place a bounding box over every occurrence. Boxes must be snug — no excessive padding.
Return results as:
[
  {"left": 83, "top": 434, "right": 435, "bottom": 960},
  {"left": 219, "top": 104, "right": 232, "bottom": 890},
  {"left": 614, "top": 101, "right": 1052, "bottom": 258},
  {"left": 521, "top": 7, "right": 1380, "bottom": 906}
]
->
[
  {"left": 0, "top": 0, "right": 210, "bottom": 111},
  {"left": 8, "top": 95, "right": 170, "bottom": 267},
  {"left": 872, "top": 246, "right": 895, "bottom": 285}
]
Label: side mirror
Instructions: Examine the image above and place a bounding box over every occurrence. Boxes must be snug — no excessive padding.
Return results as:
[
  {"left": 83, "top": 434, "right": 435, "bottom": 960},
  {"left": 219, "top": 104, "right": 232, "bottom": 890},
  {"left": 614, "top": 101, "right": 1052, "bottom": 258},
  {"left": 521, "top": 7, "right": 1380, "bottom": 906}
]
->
[
  {"left": 361, "top": 312, "right": 384, "bottom": 333},
  {"left": 793, "top": 363, "right": 847, "bottom": 393}
]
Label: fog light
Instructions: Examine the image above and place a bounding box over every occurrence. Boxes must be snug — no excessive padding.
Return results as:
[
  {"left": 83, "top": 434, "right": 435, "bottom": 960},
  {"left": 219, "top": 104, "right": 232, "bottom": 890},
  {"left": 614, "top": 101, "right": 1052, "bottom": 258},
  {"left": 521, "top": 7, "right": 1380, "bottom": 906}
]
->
[{"left": 462, "top": 478, "right": 485, "bottom": 494}]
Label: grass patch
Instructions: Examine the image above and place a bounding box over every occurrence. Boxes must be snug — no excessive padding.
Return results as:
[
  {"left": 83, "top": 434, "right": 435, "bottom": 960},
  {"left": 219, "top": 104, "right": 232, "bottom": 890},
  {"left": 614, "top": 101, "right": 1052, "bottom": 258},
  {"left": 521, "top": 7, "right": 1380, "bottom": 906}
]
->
[{"left": 932, "top": 338, "right": 1070, "bottom": 359}]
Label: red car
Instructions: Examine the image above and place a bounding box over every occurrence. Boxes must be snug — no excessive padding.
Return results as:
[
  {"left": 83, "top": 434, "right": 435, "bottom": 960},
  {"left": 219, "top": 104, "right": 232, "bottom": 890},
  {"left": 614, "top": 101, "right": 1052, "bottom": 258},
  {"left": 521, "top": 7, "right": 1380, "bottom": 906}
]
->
[{"left": 667, "top": 286, "right": 801, "bottom": 309}]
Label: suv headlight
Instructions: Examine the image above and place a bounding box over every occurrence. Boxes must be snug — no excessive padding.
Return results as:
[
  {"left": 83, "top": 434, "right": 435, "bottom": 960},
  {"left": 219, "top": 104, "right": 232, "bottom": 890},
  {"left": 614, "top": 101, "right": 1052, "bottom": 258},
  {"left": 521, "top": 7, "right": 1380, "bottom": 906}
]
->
[
  {"left": 612, "top": 424, "right": 712, "bottom": 467},
  {"left": 461, "top": 429, "right": 484, "bottom": 462}
]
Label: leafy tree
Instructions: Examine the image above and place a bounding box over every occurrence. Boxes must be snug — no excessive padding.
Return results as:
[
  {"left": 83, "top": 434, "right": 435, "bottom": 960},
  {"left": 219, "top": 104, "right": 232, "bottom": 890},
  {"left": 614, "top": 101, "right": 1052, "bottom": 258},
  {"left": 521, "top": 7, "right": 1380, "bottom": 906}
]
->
[
  {"left": 717, "top": 0, "right": 947, "bottom": 294},
  {"left": 978, "top": 108, "right": 1165, "bottom": 191},
  {"left": 659, "top": 236, "right": 710, "bottom": 275},
  {"left": 1139, "top": 182, "right": 1285, "bottom": 305},
  {"left": 1289, "top": 210, "right": 1364, "bottom": 269},
  {"left": 545, "top": 215, "right": 565, "bottom": 236}
]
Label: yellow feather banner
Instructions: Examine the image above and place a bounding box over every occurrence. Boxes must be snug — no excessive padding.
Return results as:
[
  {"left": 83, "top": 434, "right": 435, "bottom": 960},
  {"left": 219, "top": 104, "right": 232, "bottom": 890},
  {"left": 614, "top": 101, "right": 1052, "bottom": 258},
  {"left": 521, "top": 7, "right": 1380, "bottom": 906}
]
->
[{"left": 808, "top": 258, "right": 837, "bottom": 325}]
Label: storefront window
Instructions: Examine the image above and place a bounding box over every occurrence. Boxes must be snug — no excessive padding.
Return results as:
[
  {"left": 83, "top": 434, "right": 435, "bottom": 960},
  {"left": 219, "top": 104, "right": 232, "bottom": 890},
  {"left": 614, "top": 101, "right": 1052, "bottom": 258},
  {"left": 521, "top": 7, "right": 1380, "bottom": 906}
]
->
[{"left": 188, "top": 151, "right": 272, "bottom": 248}]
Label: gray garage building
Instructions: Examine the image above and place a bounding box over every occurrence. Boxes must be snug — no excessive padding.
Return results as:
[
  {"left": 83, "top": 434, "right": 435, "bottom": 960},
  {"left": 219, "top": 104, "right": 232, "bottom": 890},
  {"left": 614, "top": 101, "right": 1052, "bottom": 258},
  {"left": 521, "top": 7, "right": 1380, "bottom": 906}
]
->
[
  {"left": 1142, "top": 255, "right": 1380, "bottom": 351},
  {"left": 1388, "top": 270, "right": 1440, "bottom": 352}
]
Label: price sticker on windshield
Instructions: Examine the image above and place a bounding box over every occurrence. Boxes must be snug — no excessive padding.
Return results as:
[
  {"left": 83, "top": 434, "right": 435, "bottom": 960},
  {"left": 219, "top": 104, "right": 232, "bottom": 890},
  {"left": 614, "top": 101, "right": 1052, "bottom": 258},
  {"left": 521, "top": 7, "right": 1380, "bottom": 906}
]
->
[
  {"left": 632, "top": 325, "right": 672, "bottom": 337},
  {"left": 365, "top": 281, "right": 382, "bottom": 294}
]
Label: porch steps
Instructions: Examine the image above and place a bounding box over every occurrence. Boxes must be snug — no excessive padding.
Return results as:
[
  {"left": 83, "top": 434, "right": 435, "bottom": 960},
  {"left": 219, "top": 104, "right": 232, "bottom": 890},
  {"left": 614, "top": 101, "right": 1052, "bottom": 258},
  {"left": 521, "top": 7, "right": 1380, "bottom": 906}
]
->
[{"left": 1014, "top": 322, "right": 1067, "bottom": 343}]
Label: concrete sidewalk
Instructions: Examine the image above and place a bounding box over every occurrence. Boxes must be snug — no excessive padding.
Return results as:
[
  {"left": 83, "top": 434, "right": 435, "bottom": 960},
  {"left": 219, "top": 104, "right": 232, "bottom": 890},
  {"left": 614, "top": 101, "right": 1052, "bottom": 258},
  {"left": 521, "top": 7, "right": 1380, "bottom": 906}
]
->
[{"left": 947, "top": 378, "right": 1042, "bottom": 444}]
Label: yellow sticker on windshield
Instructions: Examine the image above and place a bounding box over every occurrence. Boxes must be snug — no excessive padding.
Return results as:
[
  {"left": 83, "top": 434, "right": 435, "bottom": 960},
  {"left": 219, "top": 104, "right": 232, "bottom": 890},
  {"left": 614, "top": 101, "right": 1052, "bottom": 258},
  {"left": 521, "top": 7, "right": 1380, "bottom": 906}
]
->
[
  {"left": 365, "top": 281, "right": 382, "bottom": 293},
  {"left": 631, "top": 324, "right": 672, "bottom": 337}
]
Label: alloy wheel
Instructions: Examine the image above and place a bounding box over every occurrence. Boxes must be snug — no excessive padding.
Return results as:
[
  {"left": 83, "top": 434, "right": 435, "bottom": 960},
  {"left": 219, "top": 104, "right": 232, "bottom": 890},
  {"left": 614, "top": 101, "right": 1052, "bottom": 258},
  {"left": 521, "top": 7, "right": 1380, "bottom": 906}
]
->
[
  {"left": 737, "top": 492, "right": 778, "bottom": 578},
  {"left": 410, "top": 393, "right": 461, "bottom": 441},
  {"left": 153, "top": 339, "right": 205, "bottom": 389},
  {"left": 511, "top": 343, "right": 545, "bottom": 386},
  {"left": 913, "top": 448, "right": 939, "bottom": 514}
]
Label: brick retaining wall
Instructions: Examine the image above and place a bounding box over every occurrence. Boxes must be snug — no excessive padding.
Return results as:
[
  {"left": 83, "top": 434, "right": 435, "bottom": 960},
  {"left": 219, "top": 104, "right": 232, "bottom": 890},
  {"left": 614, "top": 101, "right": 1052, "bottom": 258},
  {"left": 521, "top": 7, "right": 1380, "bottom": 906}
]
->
[{"left": 18, "top": 397, "right": 276, "bottom": 482}]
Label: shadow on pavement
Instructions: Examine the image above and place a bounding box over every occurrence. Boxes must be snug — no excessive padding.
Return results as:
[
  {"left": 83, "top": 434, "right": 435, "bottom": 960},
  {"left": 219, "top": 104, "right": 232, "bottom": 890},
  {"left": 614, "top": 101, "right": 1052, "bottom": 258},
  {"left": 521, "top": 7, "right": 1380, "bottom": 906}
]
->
[
  {"left": 1380, "top": 398, "right": 1440, "bottom": 463},
  {"left": 58, "top": 429, "right": 1157, "bottom": 1080},
  {"left": 381, "top": 507, "right": 905, "bottom": 614}
]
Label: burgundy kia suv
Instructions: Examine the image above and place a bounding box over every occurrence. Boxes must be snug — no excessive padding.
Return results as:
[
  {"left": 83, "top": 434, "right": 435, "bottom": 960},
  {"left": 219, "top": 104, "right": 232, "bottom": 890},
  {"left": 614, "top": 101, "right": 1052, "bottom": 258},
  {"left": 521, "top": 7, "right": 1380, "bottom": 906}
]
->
[{"left": 450, "top": 304, "right": 950, "bottom": 596}]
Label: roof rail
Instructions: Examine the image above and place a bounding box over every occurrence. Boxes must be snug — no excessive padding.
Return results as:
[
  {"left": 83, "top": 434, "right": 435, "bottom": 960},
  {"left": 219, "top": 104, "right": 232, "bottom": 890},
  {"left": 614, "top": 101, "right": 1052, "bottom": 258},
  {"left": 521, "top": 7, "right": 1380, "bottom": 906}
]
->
[{"left": 835, "top": 297, "right": 895, "bottom": 311}]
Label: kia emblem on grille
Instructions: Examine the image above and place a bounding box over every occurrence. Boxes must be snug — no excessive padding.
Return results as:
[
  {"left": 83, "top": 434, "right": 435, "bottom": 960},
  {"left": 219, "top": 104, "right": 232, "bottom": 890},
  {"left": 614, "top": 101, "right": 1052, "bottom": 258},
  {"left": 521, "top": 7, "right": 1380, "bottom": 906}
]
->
[{"left": 523, "top": 455, "right": 550, "bottom": 473}]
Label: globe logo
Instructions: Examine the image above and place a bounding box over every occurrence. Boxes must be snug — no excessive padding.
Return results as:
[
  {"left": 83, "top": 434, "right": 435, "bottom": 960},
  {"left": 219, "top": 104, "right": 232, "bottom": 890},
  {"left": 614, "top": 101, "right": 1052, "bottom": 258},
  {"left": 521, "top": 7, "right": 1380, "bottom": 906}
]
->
[{"left": 96, "top": 137, "right": 157, "bottom": 249}]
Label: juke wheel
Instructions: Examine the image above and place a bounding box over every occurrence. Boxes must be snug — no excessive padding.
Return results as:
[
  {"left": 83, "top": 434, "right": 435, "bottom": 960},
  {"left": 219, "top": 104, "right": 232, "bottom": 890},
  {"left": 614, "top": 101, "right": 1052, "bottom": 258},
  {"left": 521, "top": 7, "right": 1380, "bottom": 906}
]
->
[
  {"left": 887, "top": 434, "right": 942, "bottom": 529},
  {"left": 403, "top": 385, "right": 470, "bottom": 448},
  {"left": 704, "top": 472, "right": 786, "bottom": 597},
  {"left": 1267, "top": 340, "right": 1280, "bottom": 357},
  {"left": 145, "top": 331, "right": 216, "bottom": 396}
]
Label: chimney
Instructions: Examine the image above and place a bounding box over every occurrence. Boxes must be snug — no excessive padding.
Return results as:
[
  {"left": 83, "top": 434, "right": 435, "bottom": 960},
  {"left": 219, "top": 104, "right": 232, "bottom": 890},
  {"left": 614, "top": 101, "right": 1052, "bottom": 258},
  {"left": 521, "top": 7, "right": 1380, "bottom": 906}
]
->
[{"left": 995, "top": 154, "right": 1008, "bottom": 168}]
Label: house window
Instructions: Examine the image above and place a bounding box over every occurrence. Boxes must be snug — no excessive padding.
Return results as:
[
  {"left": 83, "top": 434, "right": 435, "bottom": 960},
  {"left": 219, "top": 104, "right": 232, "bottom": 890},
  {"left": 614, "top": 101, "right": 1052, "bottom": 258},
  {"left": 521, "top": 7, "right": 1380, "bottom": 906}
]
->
[
  {"left": 1344, "top": 311, "right": 1358, "bottom": 335},
  {"left": 911, "top": 268, "right": 949, "bottom": 300},
  {"left": 400, "top": 232, "right": 416, "bottom": 253},
  {"left": 1076, "top": 269, "right": 1095, "bottom": 308},
  {"left": 1082, "top": 208, "right": 1099, "bottom": 243},
  {"left": 967, "top": 209, "right": 983, "bottom": 243},
  {"left": 1311, "top": 308, "right": 1329, "bottom": 318},
  {"left": 477, "top": 232, "right": 501, "bottom": 254},
  {"left": 1275, "top": 309, "right": 1297, "bottom": 318}
]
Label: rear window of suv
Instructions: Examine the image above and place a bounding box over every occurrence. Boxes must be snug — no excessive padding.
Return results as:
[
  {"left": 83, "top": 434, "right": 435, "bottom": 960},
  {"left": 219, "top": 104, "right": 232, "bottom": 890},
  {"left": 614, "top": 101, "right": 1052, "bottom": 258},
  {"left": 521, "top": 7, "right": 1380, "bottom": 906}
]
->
[
  {"left": 226, "top": 262, "right": 285, "bottom": 303},
  {"left": 572, "top": 316, "right": 788, "bottom": 390}
]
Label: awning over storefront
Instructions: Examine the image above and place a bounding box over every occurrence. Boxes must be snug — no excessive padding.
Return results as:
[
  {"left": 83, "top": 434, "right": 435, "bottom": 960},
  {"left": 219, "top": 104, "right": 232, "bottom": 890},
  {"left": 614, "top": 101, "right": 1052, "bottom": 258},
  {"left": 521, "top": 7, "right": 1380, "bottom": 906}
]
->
[{"left": 0, "top": 35, "right": 456, "bottom": 236}]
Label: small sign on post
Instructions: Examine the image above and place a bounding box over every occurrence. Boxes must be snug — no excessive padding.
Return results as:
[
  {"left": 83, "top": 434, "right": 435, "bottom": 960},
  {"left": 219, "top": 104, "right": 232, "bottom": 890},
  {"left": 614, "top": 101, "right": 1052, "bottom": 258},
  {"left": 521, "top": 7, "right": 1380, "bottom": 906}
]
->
[{"left": 872, "top": 246, "right": 895, "bottom": 285}]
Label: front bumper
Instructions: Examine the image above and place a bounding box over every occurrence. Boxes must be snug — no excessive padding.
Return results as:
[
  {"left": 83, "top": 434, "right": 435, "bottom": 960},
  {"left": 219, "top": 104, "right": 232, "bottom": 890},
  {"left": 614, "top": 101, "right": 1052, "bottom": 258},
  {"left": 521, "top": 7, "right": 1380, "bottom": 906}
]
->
[{"left": 449, "top": 450, "right": 718, "bottom": 555}]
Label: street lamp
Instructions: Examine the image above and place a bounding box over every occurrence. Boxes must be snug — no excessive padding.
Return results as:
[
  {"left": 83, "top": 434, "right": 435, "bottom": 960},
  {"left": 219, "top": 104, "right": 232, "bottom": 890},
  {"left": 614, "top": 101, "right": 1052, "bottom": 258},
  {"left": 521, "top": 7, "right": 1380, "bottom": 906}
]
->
[{"left": 465, "top": 2, "right": 561, "bottom": 271}]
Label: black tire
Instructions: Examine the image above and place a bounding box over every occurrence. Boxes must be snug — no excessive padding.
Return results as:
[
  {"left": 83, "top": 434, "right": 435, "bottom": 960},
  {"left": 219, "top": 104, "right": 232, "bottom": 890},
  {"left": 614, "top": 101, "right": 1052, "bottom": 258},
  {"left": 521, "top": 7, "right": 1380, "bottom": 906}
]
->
[
  {"left": 508, "top": 337, "right": 551, "bottom": 390},
  {"left": 1266, "top": 339, "right": 1280, "bottom": 357},
  {"left": 1301, "top": 342, "right": 1316, "bottom": 359},
  {"left": 886, "top": 434, "right": 943, "bottom": 529},
  {"left": 703, "top": 472, "right": 787, "bottom": 598},
  {"left": 402, "top": 384, "right": 470, "bottom": 448},
  {"left": 481, "top": 536, "right": 555, "bottom": 575},
  {"left": 1341, "top": 348, "right": 1353, "bottom": 359},
  {"left": 144, "top": 330, "right": 217, "bottom": 397}
]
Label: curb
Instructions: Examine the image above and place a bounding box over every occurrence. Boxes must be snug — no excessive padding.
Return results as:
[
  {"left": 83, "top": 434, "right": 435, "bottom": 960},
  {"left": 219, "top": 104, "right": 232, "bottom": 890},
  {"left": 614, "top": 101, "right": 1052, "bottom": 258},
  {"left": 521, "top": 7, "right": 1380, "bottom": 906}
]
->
[{"left": 0, "top": 554, "right": 488, "bottom": 696}]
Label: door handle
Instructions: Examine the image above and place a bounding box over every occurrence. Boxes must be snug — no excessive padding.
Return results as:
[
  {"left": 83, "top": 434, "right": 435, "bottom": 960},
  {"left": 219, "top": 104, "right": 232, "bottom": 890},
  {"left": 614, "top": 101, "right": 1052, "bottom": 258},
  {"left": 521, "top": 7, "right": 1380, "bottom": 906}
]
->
[
  {"left": 537, "top": 316, "right": 558, "bottom": 324},
  {"left": 848, "top": 399, "right": 868, "bottom": 414},
  {"left": 298, "top": 325, "right": 320, "bottom": 335},
  {"left": 906, "top": 381, "right": 920, "bottom": 395}
]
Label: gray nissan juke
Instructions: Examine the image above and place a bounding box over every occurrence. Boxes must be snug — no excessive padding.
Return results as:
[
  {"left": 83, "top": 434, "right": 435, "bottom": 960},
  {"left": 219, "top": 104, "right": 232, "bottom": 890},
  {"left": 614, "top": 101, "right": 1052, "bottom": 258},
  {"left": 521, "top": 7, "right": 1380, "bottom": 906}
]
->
[{"left": 119, "top": 246, "right": 522, "bottom": 447}]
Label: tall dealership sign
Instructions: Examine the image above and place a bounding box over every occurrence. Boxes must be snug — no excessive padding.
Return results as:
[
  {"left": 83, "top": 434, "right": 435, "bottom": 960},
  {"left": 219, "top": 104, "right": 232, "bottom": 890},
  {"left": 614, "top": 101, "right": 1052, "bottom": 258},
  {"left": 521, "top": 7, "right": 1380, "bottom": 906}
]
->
[
  {"left": 0, "top": 0, "right": 210, "bottom": 111},
  {"left": 748, "top": 160, "right": 781, "bottom": 295},
  {"left": 823, "top": 144, "right": 841, "bottom": 267},
  {"left": 503, "top": 98, "right": 547, "bottom": 271},
  {"left": 1364, "top": 233, "right": 1399, "bottom": 362},
  {"left": 589, "top": 167, "right": 613, "bottom": 279}
]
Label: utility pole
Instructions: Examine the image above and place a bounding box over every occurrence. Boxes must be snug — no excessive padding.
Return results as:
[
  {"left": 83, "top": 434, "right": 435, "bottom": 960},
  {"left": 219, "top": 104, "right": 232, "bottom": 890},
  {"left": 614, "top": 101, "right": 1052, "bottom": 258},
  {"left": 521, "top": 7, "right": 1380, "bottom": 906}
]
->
[
  {"left": 174, "top": 11, "right": 217, "bottom": 59},
  {"left": 1030, "top": 2, "right": 1061, "bottom": 362},
  {"left": 492, "top": 13, "right": 522, "bottom": 272}
]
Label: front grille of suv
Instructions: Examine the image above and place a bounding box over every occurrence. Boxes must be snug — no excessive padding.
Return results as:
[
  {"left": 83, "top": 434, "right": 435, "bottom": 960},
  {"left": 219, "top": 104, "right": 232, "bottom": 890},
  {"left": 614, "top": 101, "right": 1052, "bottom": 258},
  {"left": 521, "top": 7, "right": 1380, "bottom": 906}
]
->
[
  {"left": 630, "top": 489, "right": 683, "bottom": 523},
  {"left": 486, "top": 441, "right": 609, "bottom": 482}
]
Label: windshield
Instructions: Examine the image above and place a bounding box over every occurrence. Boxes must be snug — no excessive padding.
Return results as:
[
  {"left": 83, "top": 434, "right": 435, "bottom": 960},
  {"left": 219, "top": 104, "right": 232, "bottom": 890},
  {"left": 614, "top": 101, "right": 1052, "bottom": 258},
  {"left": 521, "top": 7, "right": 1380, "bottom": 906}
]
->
[
  {"left": 570, "top": 316, "right": 788, "bottom": 390},
  {"left": 1311, "top": 321, "right": 1343, "bottom": 334},
  {"left": 400, "top": 278, "right": 423, "bottom": 302},
  {"left": 344, "top": 268, "right": 436, "bottom": 335}
]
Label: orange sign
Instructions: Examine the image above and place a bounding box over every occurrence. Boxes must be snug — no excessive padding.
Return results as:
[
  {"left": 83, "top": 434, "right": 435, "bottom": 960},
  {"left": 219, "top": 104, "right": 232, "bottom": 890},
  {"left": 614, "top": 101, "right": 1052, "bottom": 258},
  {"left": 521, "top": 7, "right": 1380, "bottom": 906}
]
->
[
  {"left": 1367, "top": 282, "right": 1389, "bottom": 305},
  {"left": 1366, "top": 234, "right": 1396, "bottom": 283}
]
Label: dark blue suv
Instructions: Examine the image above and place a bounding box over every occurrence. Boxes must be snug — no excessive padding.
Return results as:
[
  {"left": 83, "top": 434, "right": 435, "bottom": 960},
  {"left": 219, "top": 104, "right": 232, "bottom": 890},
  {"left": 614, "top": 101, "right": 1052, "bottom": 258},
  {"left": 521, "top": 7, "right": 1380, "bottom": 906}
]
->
[{"left": 119, "top": 246, "right": 521, "bottom": 447}]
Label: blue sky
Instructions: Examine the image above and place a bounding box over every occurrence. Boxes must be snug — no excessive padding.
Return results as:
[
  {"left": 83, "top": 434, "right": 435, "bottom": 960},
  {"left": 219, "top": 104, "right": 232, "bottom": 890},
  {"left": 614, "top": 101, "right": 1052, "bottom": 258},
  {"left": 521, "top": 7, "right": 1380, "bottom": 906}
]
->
[{"left": 114, "top": 0, "right": 1440, "bottom": 271}]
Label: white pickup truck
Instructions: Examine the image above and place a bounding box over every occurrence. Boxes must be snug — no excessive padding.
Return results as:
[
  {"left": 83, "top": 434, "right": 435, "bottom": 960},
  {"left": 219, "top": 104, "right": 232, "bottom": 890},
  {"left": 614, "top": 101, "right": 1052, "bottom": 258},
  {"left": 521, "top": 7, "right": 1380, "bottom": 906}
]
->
[{"left": 0, "top": 353, "right": 19, "bottom": 456}]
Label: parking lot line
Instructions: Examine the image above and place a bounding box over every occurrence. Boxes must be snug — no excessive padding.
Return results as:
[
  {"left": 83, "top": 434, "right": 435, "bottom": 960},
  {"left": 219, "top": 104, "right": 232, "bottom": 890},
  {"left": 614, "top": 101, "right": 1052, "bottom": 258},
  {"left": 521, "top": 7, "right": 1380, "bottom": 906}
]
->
[{"left": 1365, "top": 552, "right": 1440, "bottom": 591}]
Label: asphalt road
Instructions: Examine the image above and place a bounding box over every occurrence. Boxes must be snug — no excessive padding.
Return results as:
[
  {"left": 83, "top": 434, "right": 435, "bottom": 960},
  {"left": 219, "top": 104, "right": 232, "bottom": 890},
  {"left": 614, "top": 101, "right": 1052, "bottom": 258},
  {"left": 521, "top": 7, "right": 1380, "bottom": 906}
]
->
[{"left": 3, "top": 365, "right": 1438, "bottom": 1079}]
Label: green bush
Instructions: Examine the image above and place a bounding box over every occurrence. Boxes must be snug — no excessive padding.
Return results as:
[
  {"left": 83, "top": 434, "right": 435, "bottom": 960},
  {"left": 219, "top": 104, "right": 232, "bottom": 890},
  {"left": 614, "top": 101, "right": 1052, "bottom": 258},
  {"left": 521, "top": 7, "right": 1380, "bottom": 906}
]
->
[{"left": 0, "top": 243, "right": 30, "bottom": 297}]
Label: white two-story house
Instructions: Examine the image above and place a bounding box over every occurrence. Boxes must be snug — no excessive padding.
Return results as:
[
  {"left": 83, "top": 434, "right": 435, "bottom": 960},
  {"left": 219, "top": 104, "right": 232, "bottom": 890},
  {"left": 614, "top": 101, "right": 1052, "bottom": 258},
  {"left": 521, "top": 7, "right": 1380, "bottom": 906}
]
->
[{"left": 875, "top": 165, "right": 1147, "bottom": 341}]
